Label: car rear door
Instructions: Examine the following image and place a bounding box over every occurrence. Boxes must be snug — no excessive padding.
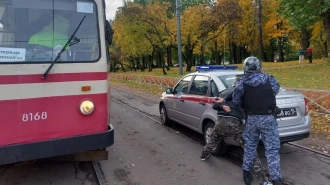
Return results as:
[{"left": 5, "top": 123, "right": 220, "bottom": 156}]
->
[{"left": 182, "top": 75, "right": 211, "bottom": 129}]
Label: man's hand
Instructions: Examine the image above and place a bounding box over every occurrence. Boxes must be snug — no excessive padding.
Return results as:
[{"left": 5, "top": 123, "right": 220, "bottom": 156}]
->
[
  {"left": 213, "top": 97, "right": 224, "bottom": 103},
  {"left": 223, "top": 105, "right": 231, "bottom": 112}
]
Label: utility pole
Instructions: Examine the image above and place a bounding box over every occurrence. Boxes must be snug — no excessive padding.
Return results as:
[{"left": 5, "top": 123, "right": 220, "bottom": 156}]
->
[{"left": 176, "top": 0, "right": 183, "bottom": 75}]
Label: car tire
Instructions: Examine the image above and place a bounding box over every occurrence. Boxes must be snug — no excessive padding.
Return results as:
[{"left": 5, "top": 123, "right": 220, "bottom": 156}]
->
[
  {"left": 160, "top": 104, "right": 170, "bottom": 125},
  {"left": 204, "top": 121, "right": 228, "bottom": 156}
]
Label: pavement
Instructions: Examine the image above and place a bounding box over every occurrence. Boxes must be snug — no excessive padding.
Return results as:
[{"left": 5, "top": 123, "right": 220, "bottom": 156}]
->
[{"left": 0, "top": 161, "right": 97, "bottom": 185}]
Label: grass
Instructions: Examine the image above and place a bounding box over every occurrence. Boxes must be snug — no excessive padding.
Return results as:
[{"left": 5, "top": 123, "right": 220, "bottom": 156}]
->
[
  {"left": 112, "top": 59, "right": 329, "bottom": 90},
  {"left": 265, "top": 63, "right": 330, "bottom": 90}
]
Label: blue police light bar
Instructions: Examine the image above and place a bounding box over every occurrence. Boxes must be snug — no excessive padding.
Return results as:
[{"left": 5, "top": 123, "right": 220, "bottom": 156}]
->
[{"left": 196, "top": 65, "right": 238, "bottom": 72}]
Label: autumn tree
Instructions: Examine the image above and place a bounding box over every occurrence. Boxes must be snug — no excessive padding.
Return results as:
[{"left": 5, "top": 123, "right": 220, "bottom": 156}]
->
[
  {"left": 280, "top": 0, "right": 330, "bottom": 57},
  {"left": 112, "top": 4, "right": 153, "bottom": 71},
  {"left": 262, "top": 0, "right": 293, "bottom": 62},
  {"left": 310, "top": 21, "right": 328, "bottom": 58},
  {"left": 180, "top": 1, "right": 242, "bottom": 71}
]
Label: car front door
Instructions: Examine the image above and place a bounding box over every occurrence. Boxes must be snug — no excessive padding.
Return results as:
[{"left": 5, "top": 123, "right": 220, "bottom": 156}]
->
[
  {"left": 182, "top": 75, "right": 211, "bottom": 129},
  {"left": 166, "top": 75, "right": 193, "bottom": 123}
]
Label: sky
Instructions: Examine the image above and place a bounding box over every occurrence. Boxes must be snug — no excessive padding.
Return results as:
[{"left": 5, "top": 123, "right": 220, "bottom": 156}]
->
[{"left": 105, "top": 0, "right": 124, "bottom": 20}]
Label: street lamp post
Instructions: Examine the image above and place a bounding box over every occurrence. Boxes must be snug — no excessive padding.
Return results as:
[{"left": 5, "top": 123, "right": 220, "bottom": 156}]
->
[{"left": 176, "top": 0, "right": 183, "bottom": 75}]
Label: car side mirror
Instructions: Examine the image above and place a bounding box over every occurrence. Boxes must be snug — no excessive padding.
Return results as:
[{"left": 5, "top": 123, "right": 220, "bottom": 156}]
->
[
  {"left": 165, "top": 87, "right": 173, "bottom": 94},
  {"left": 105, "top": 20, "right": 114, "bottom": 45}
]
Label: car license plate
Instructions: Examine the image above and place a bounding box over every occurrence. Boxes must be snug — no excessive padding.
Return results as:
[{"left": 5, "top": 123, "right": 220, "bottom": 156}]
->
[{"left": 276, "top": 108, "right": 297, "bottom": 118}]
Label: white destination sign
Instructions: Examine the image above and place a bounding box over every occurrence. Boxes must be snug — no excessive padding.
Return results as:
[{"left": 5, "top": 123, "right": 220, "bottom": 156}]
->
[
  {"left": 0, "top": 47, "right": 26, "bottom": 62},
  {"left": 77, "top": 2, "right": 94, "bottom": 13}
]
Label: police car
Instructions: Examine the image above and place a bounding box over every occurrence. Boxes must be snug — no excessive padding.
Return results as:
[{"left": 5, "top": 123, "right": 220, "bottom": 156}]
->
[{"left": 159, "top": 65, "right": 311, "bottom": 155}]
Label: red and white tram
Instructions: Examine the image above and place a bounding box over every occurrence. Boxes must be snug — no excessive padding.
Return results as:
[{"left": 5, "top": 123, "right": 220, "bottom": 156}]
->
[{"left": 0, "top": 0, "right": 114, "bottom": 165}]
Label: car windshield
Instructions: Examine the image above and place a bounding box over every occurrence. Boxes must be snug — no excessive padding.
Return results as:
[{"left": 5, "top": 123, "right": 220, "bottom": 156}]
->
[
  {"left": 217, "top": 74, "right": 244, "bottom": 88},
  {"left": 0, "top": 0, "right": 99, "bottom": 63}
]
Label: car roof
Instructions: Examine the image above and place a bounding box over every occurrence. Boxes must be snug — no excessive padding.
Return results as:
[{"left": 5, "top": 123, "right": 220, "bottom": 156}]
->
[{"left": 189, "top": 70, "right": 244, "bottom": 77}]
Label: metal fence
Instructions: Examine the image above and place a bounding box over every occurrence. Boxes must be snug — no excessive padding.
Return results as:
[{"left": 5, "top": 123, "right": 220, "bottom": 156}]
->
[{"left": 110, "top": 73, "right": 330, "bottom": 114}]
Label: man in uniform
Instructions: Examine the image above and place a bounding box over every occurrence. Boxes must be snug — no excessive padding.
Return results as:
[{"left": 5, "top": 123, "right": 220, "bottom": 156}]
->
[
  {"left": 200, "top": 77, "right": 271, "bottom": 185},
  {"left": 232, "top": 56, "right": 282, "bottom": 185}
]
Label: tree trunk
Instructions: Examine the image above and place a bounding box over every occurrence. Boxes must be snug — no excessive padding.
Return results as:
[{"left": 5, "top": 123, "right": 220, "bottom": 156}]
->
[
  {"left": 110, "top": 60, "right": 116, "bottom": 72},
  {"left": 182, "top": 44, "right": 194, "bottom": 72},
  {"left": 136, "top": 57, "right": 142, "bottom": 71},
  {"left": 119, "top": 61, "right": 125, "bottom": 72},
  {"left": 257, "top": 0, "right": 265, "bottom": 61},
  {"left": 231, "top": 43, "right": 237, "bottom": 64},
  {"left": 159, "top": 49, "right": 167, "bottom": 75},
  {"left": 141, "top": 56, "right": 145, "bottom": 72},
  {"left": 148, "top": 55, "right": 153, "bottom": 72},
  {"left": 130, "top": 59, "right": 136, "bottom": 71},
  {"left": 278, "top": 37, "right": 284, "bottom": 62},
  {"left": 322, "top": 14, "right": 330, "bottom": 57},
  {"left": 301, "top": 28, "right": 309, "bottom": 49},
  {"left": 167, "top": 46, "right": 172, "bottom": 67},
  {"left": 215, "top": 41, "right": 220, "bottom": 64},
  {"left": 200, "top": 45, "right": 205, "bottom": 65},
  {"left": 185, "top": 48, "right": 194, "bottom": 72}
]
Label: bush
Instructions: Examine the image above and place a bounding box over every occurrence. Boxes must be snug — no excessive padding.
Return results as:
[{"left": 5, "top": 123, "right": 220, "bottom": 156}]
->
[{"left": 284, "top": 54, "right": 299, "bottom": 61}]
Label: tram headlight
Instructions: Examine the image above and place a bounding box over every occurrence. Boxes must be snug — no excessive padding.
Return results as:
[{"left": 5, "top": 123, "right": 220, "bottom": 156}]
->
[{"left": 79, "top": 100, "right": 95, "bottom": 115}]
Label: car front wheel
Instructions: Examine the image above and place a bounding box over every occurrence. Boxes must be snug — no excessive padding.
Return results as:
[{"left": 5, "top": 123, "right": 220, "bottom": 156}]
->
[
  {"left": 160, "top": 104, "right": 170, "bottom": 125},
  {"left": 204, "top": 121, "right": 228, "bottom": 156}
]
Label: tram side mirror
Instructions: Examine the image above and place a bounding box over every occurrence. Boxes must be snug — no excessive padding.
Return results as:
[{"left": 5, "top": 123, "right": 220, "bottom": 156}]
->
[
  {"left": 105, "top": 20, "right": 114, "bottom": 45},
  {"left": 165, "top": 87, "right": 173, "bottom": 94}
]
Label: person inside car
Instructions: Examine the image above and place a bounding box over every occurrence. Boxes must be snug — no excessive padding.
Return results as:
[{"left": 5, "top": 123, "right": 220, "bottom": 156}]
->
[{"left": 200, "top": 76, "right": 271, "bottom": 185}]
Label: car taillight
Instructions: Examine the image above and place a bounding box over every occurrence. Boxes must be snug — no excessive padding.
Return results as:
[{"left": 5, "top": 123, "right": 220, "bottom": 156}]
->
[{"left": 304, "top": 97, "right": 309, "bottom": 116}]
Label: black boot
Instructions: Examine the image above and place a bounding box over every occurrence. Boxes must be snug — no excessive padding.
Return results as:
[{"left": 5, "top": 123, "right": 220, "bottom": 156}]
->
[
  {"left": 243, "top": 170, "right": 253, "bottom": 185},
  {"left": 272, "top": 179, "right": 282, "bottom": 185}
]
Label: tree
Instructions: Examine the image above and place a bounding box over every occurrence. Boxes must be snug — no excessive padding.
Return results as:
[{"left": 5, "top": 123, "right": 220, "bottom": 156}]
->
[
  {"left": 262, "top": 0, "right": 293, "bottom": 62},
  {"left": 180, "top": 1, "right": 242, "bottom": 71},
  {"left": 280, "top": 0, "right": 330, "bottom": 57},
  {"left": 255, "top": 0, "right": 265, "bottom": 61},
  {"left": 112, "top": 4, "right": 153, "bottom": 71}
]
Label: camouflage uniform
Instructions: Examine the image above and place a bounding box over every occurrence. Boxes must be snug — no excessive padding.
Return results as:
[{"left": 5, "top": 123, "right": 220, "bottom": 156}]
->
[
  {"left": 203, "top": 116, "right": 243, "bottom": 152},
  {"left": 202, "top": 86, "right": 269, "bottom": 182},
  {"left": 233, "top": 72, "right": 282, "bottom": 181},
  {"left": 203, "top": 115, "right": 269, "bottom": 182}
]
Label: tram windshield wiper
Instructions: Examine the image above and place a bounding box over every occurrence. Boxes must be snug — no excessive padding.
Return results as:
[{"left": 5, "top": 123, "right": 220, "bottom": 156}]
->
[{"left": 42, "top": 15, "right": 86, "bottom": 79}]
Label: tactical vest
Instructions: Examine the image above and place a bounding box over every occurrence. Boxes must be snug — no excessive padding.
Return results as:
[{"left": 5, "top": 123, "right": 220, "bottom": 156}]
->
[{"left": 243, "top": 77, "right": 276, "bottom": 115}]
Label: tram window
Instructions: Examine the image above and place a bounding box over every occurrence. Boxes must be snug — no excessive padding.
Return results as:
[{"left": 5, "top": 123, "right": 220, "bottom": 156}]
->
[{"left": 0, "top": 0, "right": 100, "bottom": 63}]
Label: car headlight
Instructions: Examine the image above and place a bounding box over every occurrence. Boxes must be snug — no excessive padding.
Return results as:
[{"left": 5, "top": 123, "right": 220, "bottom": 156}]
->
[{"left": 79, "top": 100, "right": 95, "bottom": 115}]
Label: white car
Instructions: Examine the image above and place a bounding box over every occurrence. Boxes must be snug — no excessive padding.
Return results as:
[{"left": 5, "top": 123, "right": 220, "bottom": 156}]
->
[{"left": 159, "top": 68, "right": 311, "bottom": 155}]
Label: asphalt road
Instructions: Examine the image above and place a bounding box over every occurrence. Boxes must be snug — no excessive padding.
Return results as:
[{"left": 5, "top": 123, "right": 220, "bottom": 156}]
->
[
  {"left": 0, "top": 161, "right": 97, "bottom": 185},
  {"left": 100, "top": 88, "right": 330, "bottom": 185}
]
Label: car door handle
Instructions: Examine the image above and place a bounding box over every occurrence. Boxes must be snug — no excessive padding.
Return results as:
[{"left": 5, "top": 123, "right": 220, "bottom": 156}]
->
[
  {"left": 199, "top": 102, "right": 206, "bottom": 105},
  {"left": 179, "top": 99, "right": 184, "bottom": 102}
]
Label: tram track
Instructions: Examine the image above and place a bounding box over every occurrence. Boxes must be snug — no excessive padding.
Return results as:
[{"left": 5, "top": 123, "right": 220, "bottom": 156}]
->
[
  {"left": 111, "top": 86, "right": 330, "bottom": 185},
  {"left": 92, "top": 161, "right": 106, "bottom": 185}
]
